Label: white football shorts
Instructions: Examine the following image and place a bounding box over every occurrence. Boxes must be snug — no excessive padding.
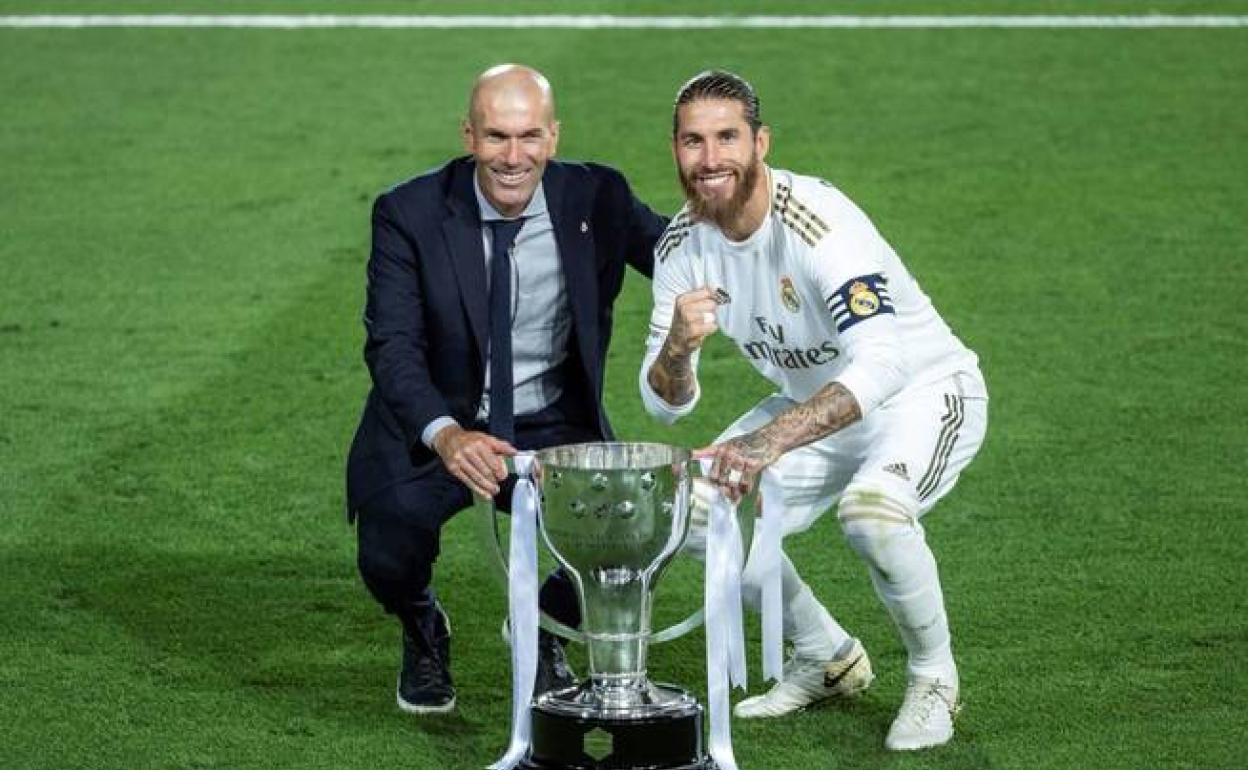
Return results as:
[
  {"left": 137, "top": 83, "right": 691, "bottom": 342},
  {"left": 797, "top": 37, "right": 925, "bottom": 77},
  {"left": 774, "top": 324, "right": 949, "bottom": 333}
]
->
[{"left": 717, "top": 371, "right": 988, "bottom": 534}]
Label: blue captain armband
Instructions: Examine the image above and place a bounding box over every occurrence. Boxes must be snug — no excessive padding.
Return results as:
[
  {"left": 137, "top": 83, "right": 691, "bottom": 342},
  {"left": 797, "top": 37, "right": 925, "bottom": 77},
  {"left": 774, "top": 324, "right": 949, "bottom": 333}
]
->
[{"left": 825, "top": 273, "right": 895, "bottom": 332}]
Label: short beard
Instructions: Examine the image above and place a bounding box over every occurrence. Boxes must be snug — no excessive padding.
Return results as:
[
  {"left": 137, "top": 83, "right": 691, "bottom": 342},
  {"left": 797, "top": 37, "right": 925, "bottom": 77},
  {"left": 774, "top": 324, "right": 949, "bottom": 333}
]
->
[{"left": 680, "top": 154, "right": 760, "bottom": 232}]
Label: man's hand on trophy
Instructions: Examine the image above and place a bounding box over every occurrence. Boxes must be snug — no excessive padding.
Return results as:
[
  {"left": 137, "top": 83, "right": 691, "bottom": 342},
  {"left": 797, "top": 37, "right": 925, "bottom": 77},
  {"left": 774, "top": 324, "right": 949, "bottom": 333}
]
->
[
  {"left": 432, "top": 424, "right": 516, "bottom": 498},
  {"left": 694, "top": 430, "right": 781, "bottom": 501}
]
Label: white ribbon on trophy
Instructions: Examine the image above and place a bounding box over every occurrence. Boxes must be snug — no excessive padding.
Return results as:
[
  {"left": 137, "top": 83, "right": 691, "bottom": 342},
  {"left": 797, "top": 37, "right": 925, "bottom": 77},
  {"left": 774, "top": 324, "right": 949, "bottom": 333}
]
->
[
  {"left": 756, "top": 469, "right": 784, "bottom": 682},
  {"left": 489, "top": 452, "right": 539, "bottom": 770},
  {"left": 701, "top": 458, "right": 747, "bottom": 770}
]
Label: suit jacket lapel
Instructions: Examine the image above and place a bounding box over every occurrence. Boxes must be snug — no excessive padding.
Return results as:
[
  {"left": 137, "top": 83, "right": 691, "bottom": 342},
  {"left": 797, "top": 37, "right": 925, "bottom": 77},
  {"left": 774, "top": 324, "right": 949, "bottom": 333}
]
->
[
  {"left": 442, "top": 160, "right": 489, "bottom": 363},
  {"left": 544, "top": 162, "right": 599, "bottom": 371}
]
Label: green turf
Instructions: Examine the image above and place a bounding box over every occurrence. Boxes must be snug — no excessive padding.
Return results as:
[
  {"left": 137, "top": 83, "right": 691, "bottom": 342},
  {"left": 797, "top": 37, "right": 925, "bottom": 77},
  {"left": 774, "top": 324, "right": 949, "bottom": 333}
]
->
[
  {"left": 2, "top": 5, "right": 1246, "bottom": 770},
  {"left": 4, "top": 2, "right": 1248, "bottom": 15}
]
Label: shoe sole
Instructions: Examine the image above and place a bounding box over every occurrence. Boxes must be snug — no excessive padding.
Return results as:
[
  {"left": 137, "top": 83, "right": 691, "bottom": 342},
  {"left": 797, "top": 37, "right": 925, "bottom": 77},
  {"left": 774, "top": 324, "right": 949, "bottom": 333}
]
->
[
  {"left": 396, "top": 676, "right": 456, "bottom": 715},
  {"left": 397, "top": 691, "right": 457, "bottom": 715},
  {"left": 884, "top": 698, "right": 961, "bottom": 750},
  {"left": 734, "top": 689, "right": 870, "bottom": 718},
  {"left": 885, "top": 734, "right": 954, "bottom": 751},
  {"left": 734, "top": 666, "right": 875, "bottom": 719},
  {"left": 734, "top": 685, "right": 872, "bottom": 718}
]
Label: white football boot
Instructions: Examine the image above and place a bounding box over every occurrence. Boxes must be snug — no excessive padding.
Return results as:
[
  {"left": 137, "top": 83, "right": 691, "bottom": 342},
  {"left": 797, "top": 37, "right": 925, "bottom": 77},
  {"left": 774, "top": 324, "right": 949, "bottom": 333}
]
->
[
  {"left": 733, "top": 639, "right": 874, "bottom": 718},
  {"left": 884, "top": 675, "right": 960, "bottom": 751}
]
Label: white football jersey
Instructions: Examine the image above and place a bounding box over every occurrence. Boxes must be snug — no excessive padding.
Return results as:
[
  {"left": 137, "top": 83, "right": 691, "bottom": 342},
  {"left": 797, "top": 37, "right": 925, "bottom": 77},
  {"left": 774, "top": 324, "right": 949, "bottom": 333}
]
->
[{"left": 642, "top": 168, "right": 984, "bottom": 419}]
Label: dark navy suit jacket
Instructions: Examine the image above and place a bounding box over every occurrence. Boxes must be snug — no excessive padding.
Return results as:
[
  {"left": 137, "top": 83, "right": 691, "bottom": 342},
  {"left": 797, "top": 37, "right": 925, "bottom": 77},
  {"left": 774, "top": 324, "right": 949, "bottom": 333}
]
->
[{"left": 346, "top": 157, "right": 665, "bottom": 513}]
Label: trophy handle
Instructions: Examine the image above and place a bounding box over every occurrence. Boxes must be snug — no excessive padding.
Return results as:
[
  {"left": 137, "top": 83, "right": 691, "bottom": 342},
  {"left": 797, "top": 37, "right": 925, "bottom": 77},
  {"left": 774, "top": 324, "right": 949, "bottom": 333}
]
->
[
  {"left": 478, "top": 492, "right": 586, "bottom": 643},
  {"left": 475, "top": 456, "right": 753, "bottom": 645}
]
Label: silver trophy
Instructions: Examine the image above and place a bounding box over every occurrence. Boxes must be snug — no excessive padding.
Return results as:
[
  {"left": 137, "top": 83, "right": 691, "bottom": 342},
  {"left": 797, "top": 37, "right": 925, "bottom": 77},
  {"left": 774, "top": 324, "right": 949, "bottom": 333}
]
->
[{"left": 484, "top": 442, "right": 744, "bottom": 770}]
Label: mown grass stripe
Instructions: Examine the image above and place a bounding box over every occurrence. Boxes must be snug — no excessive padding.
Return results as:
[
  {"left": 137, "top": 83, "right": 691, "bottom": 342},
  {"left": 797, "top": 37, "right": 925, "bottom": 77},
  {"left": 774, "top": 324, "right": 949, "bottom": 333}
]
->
[{"left": 3, "top": 14, "right": 1248, "bottom": 29}]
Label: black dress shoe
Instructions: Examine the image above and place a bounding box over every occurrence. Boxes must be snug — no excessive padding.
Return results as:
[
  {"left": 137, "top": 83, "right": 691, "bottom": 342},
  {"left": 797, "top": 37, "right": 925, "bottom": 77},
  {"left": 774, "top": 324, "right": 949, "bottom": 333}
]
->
[
  {"left": 535, "top": 630, "right": 577, "bottom": 694},
  {"left": 396, "top": 599, "right": 455, "bottom": 714}
]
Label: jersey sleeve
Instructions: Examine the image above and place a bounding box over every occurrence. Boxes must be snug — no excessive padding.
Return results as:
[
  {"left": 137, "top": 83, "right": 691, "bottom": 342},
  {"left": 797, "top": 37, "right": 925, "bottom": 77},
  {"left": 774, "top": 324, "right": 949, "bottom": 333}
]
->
[
  {"left": 805, "top": 212, "right": 909, "bottom": 414},
  {"left": 639, "top": 243, "right": 702, "bottom": 424}
]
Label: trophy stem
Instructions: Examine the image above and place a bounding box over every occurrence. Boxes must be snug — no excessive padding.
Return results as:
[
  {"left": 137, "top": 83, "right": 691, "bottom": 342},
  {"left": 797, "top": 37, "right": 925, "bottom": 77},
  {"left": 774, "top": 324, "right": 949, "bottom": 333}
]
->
[{"left": 580, "top": 571, "right": 655, "bottom": 705}]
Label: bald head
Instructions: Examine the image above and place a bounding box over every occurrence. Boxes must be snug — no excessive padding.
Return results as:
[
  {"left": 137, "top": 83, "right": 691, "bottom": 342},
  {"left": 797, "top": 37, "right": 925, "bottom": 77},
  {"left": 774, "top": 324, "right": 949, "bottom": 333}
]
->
[
  {"left": 462, "top": 64, "right": 561, "bottom": 218},
  {"left": 467, "top": 64, "right": 556, "bottom": 128}
]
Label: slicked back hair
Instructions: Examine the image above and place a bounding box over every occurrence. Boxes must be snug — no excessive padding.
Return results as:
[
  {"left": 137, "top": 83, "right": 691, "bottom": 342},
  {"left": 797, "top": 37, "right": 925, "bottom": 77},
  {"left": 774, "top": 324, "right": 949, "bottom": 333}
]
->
[{"left": 672, "top": 70, "right": 762, "bottom": 137}]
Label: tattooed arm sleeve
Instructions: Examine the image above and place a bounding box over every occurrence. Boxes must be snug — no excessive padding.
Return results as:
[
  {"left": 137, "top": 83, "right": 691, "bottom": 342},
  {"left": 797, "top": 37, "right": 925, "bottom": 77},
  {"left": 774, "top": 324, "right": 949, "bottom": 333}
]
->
[
  {"left": 639, "top": 247, "right": 701, "bottom": 424},
  {"left": 647, "top": 341, "right": 698, "bottom": 405},
  {"left": 640, "top": 338, "right": 701, "bottom": 424},
  {"left": 750, "top": 381, "right": 864, "bottom": 458}
]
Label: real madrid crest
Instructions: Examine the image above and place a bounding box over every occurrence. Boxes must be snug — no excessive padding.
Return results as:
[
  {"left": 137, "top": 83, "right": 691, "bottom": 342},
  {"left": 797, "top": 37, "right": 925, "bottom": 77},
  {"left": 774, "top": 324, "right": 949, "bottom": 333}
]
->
[
  {"left": 780, "top": 276, "right": 801, "bottom": 313},
  {"left": 848, "top": 280, "right": 881, "bottom": 316}
]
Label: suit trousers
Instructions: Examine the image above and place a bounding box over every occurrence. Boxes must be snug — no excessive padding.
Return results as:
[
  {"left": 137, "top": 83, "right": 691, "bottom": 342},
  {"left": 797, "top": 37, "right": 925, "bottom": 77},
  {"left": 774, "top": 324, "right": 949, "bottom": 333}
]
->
[{"left": 354, "top": 400, "right": 596, "bottom": 627}]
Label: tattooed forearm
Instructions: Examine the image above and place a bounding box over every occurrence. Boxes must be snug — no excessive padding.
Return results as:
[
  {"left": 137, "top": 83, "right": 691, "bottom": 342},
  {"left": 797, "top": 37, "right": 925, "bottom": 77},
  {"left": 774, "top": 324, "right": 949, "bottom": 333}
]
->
[
  {"left": 730, "top": 431, "right": 775, "bottom": 464},
  {"left": 700, "top": 382, "right": 861, "bottom": 499},
  {"left": 754, "top": 381, "right": 863, "bottom": 456},
  {"left": 647, "top": 340, "right": 698, "bottom": 406}
]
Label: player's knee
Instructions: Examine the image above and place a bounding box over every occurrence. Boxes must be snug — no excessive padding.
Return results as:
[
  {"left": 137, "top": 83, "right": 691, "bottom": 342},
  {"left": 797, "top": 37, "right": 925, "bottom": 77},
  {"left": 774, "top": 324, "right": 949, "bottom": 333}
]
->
[
  {"left": 356, "top": 511, "right": 438, "bottom": 588},
  {"left": 682, "top": 478, "right": 768, "bottom": 609},
  {"left": 837, "top": 484, "right": 920, "bottom": 580},
  {"left": 357, "top": 535, "right": 414, "bottom": 587}
]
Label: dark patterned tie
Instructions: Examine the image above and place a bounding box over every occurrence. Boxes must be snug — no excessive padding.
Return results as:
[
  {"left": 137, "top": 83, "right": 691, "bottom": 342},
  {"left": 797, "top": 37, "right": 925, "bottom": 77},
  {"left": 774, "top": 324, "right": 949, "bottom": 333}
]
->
[{"left": 487, "top": 218, "right": 525, "bottom": 442}]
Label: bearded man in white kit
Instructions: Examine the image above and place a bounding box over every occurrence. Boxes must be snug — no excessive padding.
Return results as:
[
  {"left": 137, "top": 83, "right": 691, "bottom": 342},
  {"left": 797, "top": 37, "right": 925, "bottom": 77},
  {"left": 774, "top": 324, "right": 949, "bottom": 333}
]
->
[{"left": 640, "top": 70, "right": 989, "bottom": 751}]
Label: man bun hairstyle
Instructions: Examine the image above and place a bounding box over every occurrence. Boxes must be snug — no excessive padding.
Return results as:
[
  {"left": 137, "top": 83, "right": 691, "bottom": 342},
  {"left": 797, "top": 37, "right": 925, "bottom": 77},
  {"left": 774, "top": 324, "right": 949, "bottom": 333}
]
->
[{"left": 672, "top": 69, "right": 762, "bottom": 136}]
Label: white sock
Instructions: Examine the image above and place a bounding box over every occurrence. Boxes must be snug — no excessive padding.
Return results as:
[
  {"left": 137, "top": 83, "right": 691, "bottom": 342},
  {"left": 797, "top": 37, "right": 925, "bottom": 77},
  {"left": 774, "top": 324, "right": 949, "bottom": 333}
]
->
[
  {"left": 848, "top": 522, "right": 956, "bottom": 681},
  {"left": 757, "top": 553, "right": 852, "bottom": 661},
  {"left": 738, "top": 528, "right": 855, "bottom": 663}
]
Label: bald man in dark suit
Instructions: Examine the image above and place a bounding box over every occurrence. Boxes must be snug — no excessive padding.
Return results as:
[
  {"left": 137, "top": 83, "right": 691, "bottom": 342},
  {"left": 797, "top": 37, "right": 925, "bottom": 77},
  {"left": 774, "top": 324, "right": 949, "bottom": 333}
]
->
[{"left": 346, "top": 64, "right": 665, "bottom": 714}]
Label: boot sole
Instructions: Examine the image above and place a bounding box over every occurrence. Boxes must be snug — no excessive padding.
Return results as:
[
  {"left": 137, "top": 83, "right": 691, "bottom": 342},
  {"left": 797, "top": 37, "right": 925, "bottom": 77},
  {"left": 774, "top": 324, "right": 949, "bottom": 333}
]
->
[
  {"left": 396, "top": 677, "right": 456, "bottom": 715},
  {"left": 397, "top": 691, "right": 457, "bottom": 715}
]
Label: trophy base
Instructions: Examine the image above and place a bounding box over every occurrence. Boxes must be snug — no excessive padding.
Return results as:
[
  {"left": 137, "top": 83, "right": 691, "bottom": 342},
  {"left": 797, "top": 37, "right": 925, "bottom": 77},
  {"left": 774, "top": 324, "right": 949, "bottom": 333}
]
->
[{"left": 519, "top": 683, "right": 714, "bottom": 770}]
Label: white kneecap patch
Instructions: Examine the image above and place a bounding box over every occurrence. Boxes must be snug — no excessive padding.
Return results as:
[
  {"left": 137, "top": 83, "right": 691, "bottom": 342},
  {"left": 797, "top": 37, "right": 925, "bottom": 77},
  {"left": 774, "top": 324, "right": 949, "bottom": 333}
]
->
[{"left": 837, "top": 484, "right": 920, "bottom": 574}]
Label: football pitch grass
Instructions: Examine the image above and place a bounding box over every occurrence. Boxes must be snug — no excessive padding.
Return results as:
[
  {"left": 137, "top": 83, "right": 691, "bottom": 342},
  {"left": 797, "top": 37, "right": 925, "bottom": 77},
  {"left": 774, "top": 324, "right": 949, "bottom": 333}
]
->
[{"left": 1, "top": 3, "right": 1245, "bottom": 769}]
